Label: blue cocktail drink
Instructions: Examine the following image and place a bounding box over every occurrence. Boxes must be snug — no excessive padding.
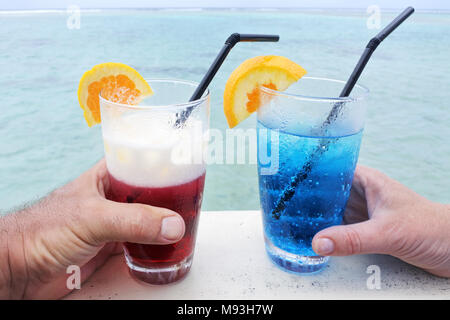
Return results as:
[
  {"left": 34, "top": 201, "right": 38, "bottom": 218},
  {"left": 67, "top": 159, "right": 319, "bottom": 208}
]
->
[
  {"left": 258, "top": 125, "right": 362, "bottom": 271},
  {"left": 257, "top": 77, "right": 368, "bottom": 274}
]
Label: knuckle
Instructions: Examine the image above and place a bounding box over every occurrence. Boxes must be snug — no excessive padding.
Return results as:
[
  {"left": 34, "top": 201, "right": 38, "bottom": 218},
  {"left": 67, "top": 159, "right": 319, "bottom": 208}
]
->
[
  {"left": 71, "top": 198, "right": 106, "bottom": 245},
  {"left": 344, "top": 227, "right": 362, "bottom": 255},
  {"left": 127, "top": 208, "right": 147, "bottom": 235},
  {"left": 127, "top": 206, "right": 158, "bottom": 239},
  {"left": 84, "top": 196, "right": 101, "bottom": 214},
  {"left": 381, "top": 220, "right": 405, "bottom": 254}
]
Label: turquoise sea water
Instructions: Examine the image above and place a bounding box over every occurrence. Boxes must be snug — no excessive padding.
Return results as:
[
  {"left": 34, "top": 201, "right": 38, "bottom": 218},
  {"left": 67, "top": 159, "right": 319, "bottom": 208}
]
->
[{"left": 0, "top": 9, "right": 449, "bottom": 212}]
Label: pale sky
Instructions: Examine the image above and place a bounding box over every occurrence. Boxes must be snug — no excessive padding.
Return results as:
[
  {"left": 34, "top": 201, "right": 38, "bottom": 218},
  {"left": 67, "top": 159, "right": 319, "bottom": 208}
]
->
[{"left": 1, "top": 0, "right": 449, "bottom": 10}]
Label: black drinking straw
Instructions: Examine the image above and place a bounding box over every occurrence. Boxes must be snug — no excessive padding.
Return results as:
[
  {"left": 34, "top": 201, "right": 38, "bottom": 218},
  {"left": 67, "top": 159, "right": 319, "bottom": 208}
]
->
[
  {"left": 270, "top": 7, "right": 415, "bottom": 219},
  {"left": 175, "top": 33, "right": 279, "bottom": 127}
]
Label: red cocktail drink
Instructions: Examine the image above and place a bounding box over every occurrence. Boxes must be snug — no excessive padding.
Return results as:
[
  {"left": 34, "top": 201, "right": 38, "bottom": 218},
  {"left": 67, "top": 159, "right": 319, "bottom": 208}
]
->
[
  {"left": 106, "top": 172, "right": 205, "bottom": 284},
  {"left": 100, "top": 79, "right": 210, "bottom": 285}
]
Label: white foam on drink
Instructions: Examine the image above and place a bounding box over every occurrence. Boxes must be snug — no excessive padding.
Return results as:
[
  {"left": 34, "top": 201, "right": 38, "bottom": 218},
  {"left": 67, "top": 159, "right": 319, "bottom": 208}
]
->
[{"left": 102, "top": 112, "right": 206, "bottom": 187}]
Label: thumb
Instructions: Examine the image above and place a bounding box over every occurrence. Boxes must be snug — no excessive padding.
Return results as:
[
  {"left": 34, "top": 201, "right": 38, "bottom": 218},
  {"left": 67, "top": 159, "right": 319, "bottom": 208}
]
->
[
  {"left": 312, "top": 220, "right": 388, "bottom": 256},
  {"left": 89, "top": 200, "right": 186, "bottom": 245}
]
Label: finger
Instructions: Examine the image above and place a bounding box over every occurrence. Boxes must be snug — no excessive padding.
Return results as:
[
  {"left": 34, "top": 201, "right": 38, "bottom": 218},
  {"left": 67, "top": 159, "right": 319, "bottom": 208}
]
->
[
  {"left": 352, "top": 165, "right": 366, "bottom": 188},
  {"left": 341, "top": 165, "right": 370, "bottom": 224},
  {"left": 109, "top": 242, "right": 124, "bottom": 255},
  {"left": 312, "top": 220, "right": 389, "bottom": 256},
  {"left": 90, "top": 159, "right": 110, "bottom": 197},
  {"left": 90, "top": 200, "right": 185, "bottom": 245},
  {"left": 80, "top": 242, "right": 119, "bottom": 281},
  {"left": 343, "top": 188, "right": 369, "bottom": 224},
  {"left": 85, "top": 158, "right": 107, "bottom": 180}
]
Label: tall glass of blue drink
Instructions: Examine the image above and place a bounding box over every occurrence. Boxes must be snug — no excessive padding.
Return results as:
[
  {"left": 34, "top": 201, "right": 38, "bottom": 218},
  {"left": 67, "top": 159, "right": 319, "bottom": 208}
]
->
[{"left": 257, "top": 77, "right": 368, "bottom": 274}]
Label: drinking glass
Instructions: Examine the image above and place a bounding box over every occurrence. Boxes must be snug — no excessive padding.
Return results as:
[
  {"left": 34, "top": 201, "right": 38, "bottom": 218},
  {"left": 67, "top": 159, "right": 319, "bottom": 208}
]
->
[
  {"left": 100, "top": 79, "right": 209, "bottom": 284},
  {"left": 257, "top": 77, "right": 368, "bottom": 274}
]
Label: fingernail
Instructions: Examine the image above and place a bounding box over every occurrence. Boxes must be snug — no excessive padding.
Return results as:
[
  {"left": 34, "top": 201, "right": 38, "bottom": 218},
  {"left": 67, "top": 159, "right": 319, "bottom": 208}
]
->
[
  {"left": 316, "top": 238, "right": 335, "bottom": 255},
  {"left": 161, "top": 216, "right": 184, "bottom": 241}
]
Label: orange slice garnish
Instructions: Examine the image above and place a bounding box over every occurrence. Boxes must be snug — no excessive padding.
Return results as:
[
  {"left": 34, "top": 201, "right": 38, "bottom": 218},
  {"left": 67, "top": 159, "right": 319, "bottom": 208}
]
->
[
  {"left": 77, "top": 62, "right": 152, "bottom": 126},
  {"left": 223, "top": 55, "right": 307, "bottom": 128}
]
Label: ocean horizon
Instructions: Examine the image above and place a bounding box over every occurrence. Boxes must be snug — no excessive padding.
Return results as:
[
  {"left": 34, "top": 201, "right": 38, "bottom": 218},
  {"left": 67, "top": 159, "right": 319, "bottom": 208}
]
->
[{"left": 1, "top": 7, "right": 450, "bottom": 13}]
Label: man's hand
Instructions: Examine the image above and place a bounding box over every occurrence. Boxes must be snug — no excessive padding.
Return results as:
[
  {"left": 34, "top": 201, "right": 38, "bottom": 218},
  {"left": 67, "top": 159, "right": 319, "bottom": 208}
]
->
[
  {"left": 312, "top": 165, "right": 450, "bottom": 278},
  {"left": 0, "top": 159, "right": 185, "bottom": 299}
]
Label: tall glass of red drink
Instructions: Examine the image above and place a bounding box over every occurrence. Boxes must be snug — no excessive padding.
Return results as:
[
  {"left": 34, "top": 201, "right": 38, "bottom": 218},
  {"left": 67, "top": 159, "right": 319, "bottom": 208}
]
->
[{"left": 99, "top": 79, "right": 209, "bottom": 284}]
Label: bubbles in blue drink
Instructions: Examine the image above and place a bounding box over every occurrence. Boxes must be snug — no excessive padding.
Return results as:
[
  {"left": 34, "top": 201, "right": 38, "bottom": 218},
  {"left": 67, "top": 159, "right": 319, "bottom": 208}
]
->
[{"left": 257, "top": 121, "right": 362, "bottom": 257}]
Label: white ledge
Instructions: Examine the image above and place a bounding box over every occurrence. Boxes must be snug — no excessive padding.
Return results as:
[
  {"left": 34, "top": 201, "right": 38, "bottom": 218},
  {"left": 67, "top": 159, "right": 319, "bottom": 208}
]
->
[{"left": 67, "top": 210, "right": 450, "bottom": 299}]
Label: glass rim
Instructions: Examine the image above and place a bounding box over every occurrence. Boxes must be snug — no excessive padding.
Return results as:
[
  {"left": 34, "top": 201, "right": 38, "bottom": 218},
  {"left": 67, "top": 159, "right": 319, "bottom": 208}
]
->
[
  {"left": 99, "top": 78, "right": 210, "bottom": 111},
  {"left": 260, "top": 76, "right": 369, "bottom": 103}
]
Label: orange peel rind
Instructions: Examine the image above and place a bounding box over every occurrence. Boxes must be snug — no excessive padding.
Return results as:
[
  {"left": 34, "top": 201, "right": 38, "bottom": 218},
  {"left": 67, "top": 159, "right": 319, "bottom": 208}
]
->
[
  {"left": 223, "top": 55, "right": 307, "bottom": 128},
  {"left": 77, "top": 62, "right": 152, "bottom": 126}
]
